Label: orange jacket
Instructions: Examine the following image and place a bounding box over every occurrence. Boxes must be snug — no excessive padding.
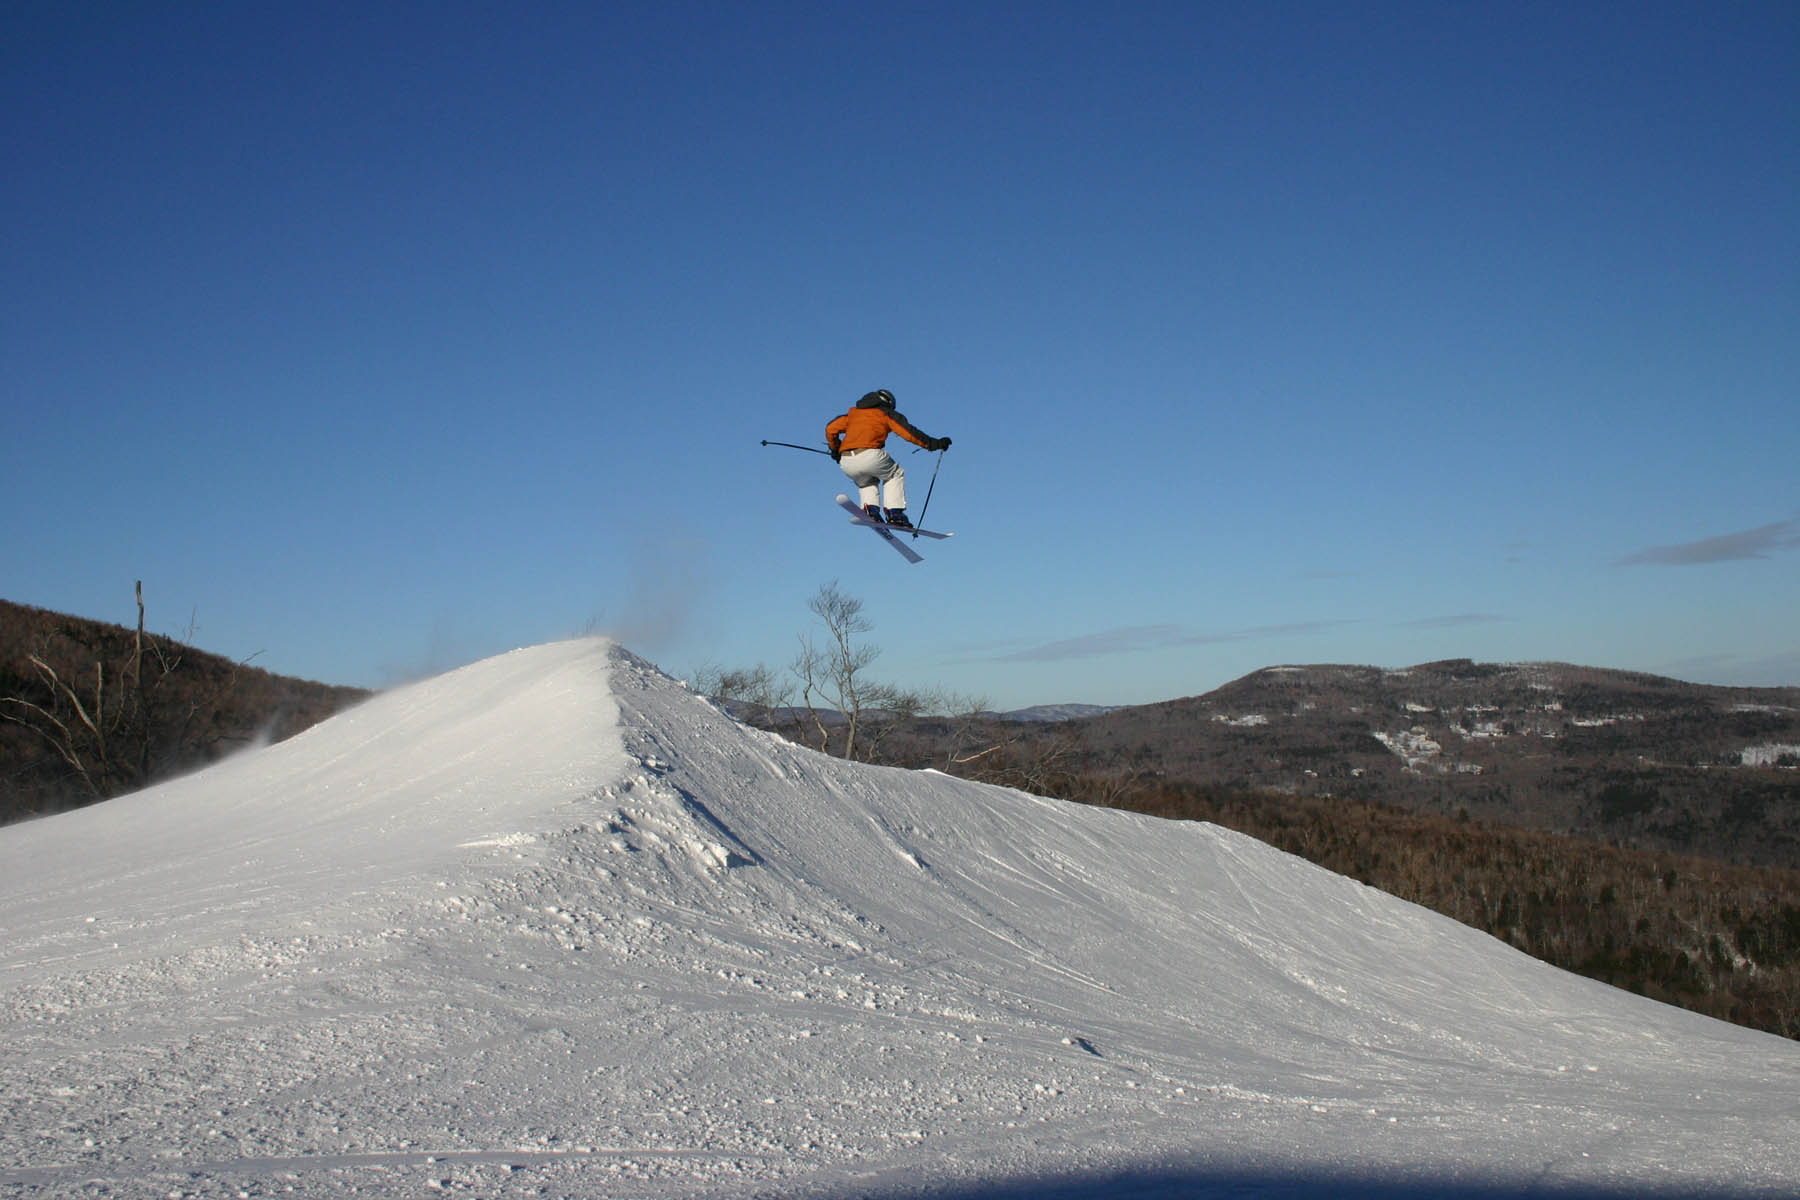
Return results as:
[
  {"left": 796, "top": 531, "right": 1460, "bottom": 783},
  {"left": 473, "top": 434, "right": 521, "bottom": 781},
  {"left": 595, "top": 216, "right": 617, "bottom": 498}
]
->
[{"left": 826, "top": 402, "right": 934, "bottom": 454}]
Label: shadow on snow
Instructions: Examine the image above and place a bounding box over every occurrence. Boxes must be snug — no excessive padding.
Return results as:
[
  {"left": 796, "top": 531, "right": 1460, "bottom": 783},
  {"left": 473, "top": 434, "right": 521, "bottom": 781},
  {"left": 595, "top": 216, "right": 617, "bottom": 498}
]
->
[{"left": 839, "top": 1163, "right": 1772, "bottom": 1200}]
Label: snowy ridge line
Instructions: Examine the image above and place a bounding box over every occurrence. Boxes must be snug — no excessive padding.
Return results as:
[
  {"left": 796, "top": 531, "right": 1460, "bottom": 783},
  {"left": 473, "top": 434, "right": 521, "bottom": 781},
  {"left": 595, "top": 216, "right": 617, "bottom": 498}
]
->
[
  {"left": 1, "top": 638, "right": 1797, "bottom": 1197},
  {"left": 1740, "top": 742, "right": 1800, "bottom": 766}
]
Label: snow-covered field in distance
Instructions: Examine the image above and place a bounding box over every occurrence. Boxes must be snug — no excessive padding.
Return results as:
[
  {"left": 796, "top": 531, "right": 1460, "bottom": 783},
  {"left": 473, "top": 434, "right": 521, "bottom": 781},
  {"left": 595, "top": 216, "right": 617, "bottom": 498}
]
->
[{"left": 2, "top": 639, "right": 1795, "bottom": 1198}]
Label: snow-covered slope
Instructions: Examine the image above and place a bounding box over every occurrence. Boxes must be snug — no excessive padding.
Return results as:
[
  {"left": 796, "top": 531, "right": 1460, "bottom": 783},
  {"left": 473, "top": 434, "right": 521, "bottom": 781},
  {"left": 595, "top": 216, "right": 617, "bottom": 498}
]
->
[{"left": 2, "top": 640, "right": 1795, "bottom": 1199}]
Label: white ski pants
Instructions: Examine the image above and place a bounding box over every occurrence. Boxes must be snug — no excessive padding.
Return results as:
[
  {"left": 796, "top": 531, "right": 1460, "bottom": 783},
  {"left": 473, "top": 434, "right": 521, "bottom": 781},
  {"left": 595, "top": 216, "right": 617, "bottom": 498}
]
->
[{"left": 838, "top": 448, "right": 906, "bottom": 510}]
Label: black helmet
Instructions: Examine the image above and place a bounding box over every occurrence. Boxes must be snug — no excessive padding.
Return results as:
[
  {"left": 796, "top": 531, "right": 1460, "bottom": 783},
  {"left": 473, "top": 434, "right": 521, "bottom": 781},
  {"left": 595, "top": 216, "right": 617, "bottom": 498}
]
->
[{"left": 860, "top": 389, "right": 896, "bottom": 409}]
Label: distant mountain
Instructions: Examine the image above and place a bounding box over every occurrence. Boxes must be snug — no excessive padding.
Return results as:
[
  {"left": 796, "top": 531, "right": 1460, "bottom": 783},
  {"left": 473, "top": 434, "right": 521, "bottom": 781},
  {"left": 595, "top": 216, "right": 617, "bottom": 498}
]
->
[
  {"left": 988, "top": 702, "right": 1120, "bottom": 722},
  {"left": 718, "top": 701, "right": 1120, "bottom": 727},
  {"left": 1059, "top": 659, "right": 1800, "bottom": 869},
  {"left": 1, "top": 598, "right": 368, "bottom": 823}
]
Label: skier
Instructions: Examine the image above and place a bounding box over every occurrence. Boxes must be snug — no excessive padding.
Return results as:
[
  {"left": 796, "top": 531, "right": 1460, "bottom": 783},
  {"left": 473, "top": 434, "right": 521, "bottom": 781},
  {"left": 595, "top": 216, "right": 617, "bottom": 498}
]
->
[{"left": 825, "top": 389, "right": 951, "bottom": 530}]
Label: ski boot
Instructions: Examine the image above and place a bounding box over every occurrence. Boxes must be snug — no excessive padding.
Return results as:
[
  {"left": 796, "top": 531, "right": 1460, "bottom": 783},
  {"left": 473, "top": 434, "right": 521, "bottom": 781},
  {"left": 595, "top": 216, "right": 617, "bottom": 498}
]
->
[
  {"left": 863, "top": 504, "right": 886, "bottom": 524},
  {"left": 884, "top": 509, "right": 913, "bottom": 530}
]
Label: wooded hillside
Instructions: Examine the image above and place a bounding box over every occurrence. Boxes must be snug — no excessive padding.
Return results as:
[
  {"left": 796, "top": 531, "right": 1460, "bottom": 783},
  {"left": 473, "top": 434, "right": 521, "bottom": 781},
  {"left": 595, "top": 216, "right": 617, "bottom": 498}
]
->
[
  {"left": 972, "top": 660, "right": 1800, "bottom": 869},
  {"left": 1, "top": 595, "right": 367, "bottom": 823}
]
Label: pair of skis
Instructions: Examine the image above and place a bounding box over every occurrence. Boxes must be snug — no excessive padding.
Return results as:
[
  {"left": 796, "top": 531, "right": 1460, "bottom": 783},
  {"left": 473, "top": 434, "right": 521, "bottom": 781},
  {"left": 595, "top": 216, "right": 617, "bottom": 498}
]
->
[{"left": 835, "top": 494, "right": 953, "bottom": 564}]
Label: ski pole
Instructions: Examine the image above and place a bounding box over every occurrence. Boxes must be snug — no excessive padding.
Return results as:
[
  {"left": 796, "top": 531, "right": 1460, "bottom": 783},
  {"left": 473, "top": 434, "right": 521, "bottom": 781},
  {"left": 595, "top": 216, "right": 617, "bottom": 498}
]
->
[
  {"left": 761, "top": 439, "right": 831, "bottom": 455},
  {"left": 915, "top": 447, "right": 946, "bottom": 533}
]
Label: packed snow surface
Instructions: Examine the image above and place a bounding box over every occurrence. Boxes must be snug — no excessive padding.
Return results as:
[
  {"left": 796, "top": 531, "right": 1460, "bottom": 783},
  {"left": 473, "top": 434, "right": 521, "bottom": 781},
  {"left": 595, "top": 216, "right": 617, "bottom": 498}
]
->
[{"left": 2, "top": 639, "right": 1796, "bottom": 1199}]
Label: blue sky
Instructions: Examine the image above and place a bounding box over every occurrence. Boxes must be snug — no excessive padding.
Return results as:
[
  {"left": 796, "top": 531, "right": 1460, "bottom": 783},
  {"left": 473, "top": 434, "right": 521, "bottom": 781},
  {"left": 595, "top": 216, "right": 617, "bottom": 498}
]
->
[{"left": 5, "top": 1, "right": 1796, "bottom": 709}]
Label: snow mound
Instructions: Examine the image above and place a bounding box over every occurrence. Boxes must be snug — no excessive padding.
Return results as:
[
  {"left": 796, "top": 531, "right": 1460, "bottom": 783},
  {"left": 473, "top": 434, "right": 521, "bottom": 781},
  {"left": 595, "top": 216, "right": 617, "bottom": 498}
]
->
[
  {"left": 2, "top": 639, "right": 1796, "bottom": 1198},
  {"left": 0, "top": 639, "right": 625, "bottom": 970}
]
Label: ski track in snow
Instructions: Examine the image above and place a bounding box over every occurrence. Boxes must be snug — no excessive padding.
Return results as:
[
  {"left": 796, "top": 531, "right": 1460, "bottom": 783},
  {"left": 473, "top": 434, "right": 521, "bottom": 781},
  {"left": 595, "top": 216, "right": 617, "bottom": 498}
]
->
[{"left": 1, "top": 638, "right": 1797, "bottom": 1198}]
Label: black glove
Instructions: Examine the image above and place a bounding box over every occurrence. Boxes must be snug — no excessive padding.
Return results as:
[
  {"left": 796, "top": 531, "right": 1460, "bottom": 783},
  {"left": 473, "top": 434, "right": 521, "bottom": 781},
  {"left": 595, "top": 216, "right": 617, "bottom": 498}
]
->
[
  {"left": 830, "top": 447, "right": 842, "bottom": 462},
  {"left": 932, "top": 436, "right": 952, "bottom": 451}
]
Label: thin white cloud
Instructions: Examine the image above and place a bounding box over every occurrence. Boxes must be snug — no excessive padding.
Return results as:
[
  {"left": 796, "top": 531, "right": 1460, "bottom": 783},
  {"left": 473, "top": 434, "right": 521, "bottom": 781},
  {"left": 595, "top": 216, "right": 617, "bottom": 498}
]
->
[{"left": 1619, "top": 518, "right": 1800, "bottom": 566}]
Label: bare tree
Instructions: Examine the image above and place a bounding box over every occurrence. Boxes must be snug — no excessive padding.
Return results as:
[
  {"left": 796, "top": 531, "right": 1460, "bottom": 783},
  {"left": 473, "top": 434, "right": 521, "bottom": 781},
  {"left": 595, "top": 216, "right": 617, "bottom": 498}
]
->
[
  {"left": 792, "top": 582, "right": 866, "bottom": 757},
  {"left": 691, "top": 662, "right": 788, "bottom": 713},
  {"left": 1, "top": 582, "right": 191, "bottom": 799},
  {"left": 851, "top": 681, "right": 932, "bottom": 764},
  {"left": 793, "top": 581, "right": 930, "bottom": 760},
  {"left": 693, "top": 583, "right": 978, "bottom": 763},
  {"left": 689, "top": 661, "right": 809, "bottom": 743}
]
